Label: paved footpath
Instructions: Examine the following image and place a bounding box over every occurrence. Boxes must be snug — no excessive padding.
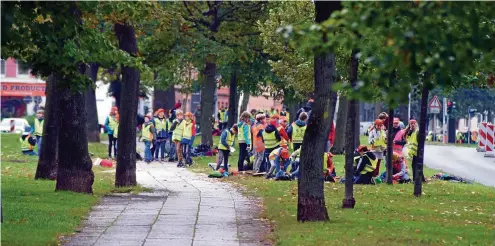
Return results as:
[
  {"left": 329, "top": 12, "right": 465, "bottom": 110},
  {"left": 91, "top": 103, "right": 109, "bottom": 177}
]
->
[{"left": 63, "top": 161, "right": 270, "bottom": 246}]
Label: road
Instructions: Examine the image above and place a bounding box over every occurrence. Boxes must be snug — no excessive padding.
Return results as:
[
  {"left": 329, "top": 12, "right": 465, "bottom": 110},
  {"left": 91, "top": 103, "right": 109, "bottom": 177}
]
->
[{"left": 424, "top": 145, "right": 495, "bottom": 187}]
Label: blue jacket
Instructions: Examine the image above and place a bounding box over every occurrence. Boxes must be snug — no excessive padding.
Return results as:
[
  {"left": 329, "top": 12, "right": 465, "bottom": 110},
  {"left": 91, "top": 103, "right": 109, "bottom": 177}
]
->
[
  {"left": 237, "top": 122, "right": 251, "bottom": 145},
  {"left": 104, "top": 116, "right": 114, "bottom": 135},
  {"left": 153, "top": 117, "right": 170, "bottom": 139}
]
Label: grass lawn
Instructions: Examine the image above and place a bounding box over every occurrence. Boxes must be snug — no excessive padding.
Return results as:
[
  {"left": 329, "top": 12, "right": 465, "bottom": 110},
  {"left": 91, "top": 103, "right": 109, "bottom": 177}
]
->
[
  {"left": 1, "top": 134, "right": 143, "bottom": 246},
  {"left": 190, "top": 136, "right": 495, "bottom": 245}
]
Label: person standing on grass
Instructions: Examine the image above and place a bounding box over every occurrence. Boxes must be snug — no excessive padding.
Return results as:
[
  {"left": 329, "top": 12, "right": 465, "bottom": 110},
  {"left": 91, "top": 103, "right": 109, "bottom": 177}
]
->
[
  {"left": 288, "top": 112, "right": 307, "bottom": 151},
  {"left": 32, "top": 109, "right": 44, "bottom": 153},
  {"left": 251, "top": 114, "right": 266, "bottom": 174},
  {"left": 153, "top": 108, "right": 169, "bottom": 162},
  {"left": 262, "top": 119, "right": 282, "bottom": 173},
  {"left": 20, "top": 126, "right": 37, "bottom": 156},
  {"left": 141, "top": 114, "right": 155, "bottom": 163},
  {"left": 113, "top": 113, "right": 120, "bottom": 151},
  {"left": 404, "top": 119, "right": 426, "bottom": 182},
  {"left": 181, "top": 112, "right": 195, "bottom": 166},
  {"left": 368, "top": 119, "right": 386, "bottom": 176},
  {"left": 104, "top": 107, "right": 118, "bottom": 159},
  {"left": 237, "top": 111, "right": 252, "bottom": 172},
  {"left": 215, "top": 125, "right": 238, "bottom": 175},
  {"left": 170, "top": 110, "right": 185, "bottom": 167}
]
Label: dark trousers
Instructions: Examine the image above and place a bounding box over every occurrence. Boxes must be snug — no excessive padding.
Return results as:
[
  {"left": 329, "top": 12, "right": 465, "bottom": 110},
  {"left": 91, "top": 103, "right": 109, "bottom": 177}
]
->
[
  {"left": 354, "top": 172, "right": 374, "bottom": 184},
  {"left": 412, "top": 156, "right": 426, "bottom": 182},
  {"left": 238, "top": 143, "right": 249, "bottom": 171},
  {"left": 262, "top": 146, "right": 278, "bottom": 173},
  {"left": 220, "top": 149, "right": 230, "bottom": 172},
  {"left": 293, "top": 143, "right": 302, "bottom": 151},
  {"left": 108, "top": 134, "right": 117, "bottom": 158}
]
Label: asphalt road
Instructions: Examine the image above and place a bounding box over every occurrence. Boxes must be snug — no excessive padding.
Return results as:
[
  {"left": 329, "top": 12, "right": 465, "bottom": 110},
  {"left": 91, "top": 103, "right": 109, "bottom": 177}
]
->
[{"left": 424, "top": 145, "right": 495, "bottom": 187}]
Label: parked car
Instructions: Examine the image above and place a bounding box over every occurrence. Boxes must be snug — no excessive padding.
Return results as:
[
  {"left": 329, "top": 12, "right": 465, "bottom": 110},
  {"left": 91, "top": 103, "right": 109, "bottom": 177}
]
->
[{"left": 0, "top": 118, "right": 30, "bottom": 134}]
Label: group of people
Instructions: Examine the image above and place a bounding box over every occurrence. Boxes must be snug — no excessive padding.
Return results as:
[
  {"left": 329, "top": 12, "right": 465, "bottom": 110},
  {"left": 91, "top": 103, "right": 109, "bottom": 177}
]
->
[{"left": 20, "top": 109, "right": 45, "bottom": 156}]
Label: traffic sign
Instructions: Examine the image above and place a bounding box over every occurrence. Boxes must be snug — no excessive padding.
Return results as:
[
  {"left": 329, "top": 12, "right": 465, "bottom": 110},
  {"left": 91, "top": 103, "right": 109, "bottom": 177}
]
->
[{"left": 429, "top": 95, "right": 441, "bottom": 114}]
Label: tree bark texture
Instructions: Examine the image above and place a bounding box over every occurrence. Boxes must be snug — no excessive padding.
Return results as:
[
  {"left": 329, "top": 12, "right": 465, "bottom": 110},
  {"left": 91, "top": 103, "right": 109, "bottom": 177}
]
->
[
  {"left": 228, "top": 72, "right": 237, "bottom": 127},
  {"left": 297, "top": 1, "right": 341, "bottom": 222},
  {"left": 354, "top": 101, "right": 361, "bottom": 147},
  {"left": 200, "top": 58, "right": 216, "bottom": 147},
  {"left": 110, "top": 79, "right": 121, "bottom": 109},
  {"left": 414, "top": 85, "right": 429, "bottom": 197},
  {"left": 240, "top": 91, "right": 250, "bottom": 114},
  {"left": 386, "top": 108, "right": 394, "bottom": 184},
  {"left": 85, "top": 63, "right": 100, "bottom": 142},
  {"left": 55, "top": 80, "right": 94, "bottom": 193},
  {"left": 35, "top": 74, "right": 59, "bottom": 180},
  {"left": 342, "top": 50, "right": 359, "bottom": 209},
  {"left": 333, "top": 95, "right": 348, "bottom": 154},
  {"left": 114, "top": 23, "right": 139, "bottom": 187}
]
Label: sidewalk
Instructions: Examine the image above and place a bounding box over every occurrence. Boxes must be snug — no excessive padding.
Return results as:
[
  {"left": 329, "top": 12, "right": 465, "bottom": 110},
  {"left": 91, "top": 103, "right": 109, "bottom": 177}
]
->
[{"left": 64, "top": 161, "right": 270, "bottom": 246}]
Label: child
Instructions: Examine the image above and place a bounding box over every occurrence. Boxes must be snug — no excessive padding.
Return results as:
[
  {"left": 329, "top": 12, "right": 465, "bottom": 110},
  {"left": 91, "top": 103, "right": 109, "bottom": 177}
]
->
[
  {"left": 113, "top": 113, "right": 120, "bottom": 152},
  {"left": 141, "top": 114, "right": 155, "bottom": 163},
  {"left": 32, "top": 109, "right": 44, "bottom": 153},
  {"left": 323, "top": 152, "right": 336, "bottom": 182},
  {"left": 153, "top": 108, "right": 169, "bottom": 162},
  {"left": 170, "top": 109, "right": 185, "bottom": 167},
  {"left": 104, "top": 107, "right": 118, "bottom": 159},
  {"left": 379, "top": 152, "right": 410, "bottom": 183},
  {"left": 20, "top": 127, "right": 37, "bottom": 156},
  {"left": 181, "top": 112, "right": 195, "bottom": 166},
  {"left": 252, "top": 114, "right": 266, "bottom": 174},
  {"left": 266, "top": 143, "right": 291, "bottom": 179},
  {"left": 237, "top": 111, "right": 252, "bottom": 172},
  {"left": 215, "top": 125, "right": 238, "bottom": 174},
  {"left": 368, "top": 119, "right": 386, "bottom": 176}
]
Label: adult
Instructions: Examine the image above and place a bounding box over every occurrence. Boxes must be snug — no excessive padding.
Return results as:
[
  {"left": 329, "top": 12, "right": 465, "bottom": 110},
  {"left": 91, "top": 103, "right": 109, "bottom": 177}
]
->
[
  {"left": 218, "top": 108, "right": 227, "bottom": 130},
  {"left": 262, "top": 119, "right": 282, "bottom": 172},
  {"left": 104, "top": 106, "right": 118, "bottom": 159},
  {"left": 288, "top": 112, "right": 307, "bottom": 151},
  {"left": 32, "top": 109, "right": 44, "bottom": 153},
  {"left": 295, "top": 99, "right": 313, "bottom": 120},
  {"left": 21, "top": 126, "right": 37, "bottom": 156},
  {"left": 354, "top": 145, "right": 377, "bottom": 185},
  {"left": 391, "top": 118, "right": 402, "bottom": 140},
  {"left": 404, "top": 119, "right": 426, "bottom": 182},
  {"left": 379, "top": 152, "right": 410, "bottom": 183}
]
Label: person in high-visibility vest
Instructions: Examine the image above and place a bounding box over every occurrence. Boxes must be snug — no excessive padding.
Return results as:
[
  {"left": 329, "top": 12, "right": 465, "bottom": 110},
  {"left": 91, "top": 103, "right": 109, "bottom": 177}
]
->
[
  {"left": 266, "top": 143, "right": 290, "bottom": 179},
  {"left": 218, "top": 108, "right": 226, "bottom": 130},
  {"left": 237, "top": 111, "right": 252, "bottom": 172},
  {"left": 288, "top": 112, "right": 307, "bottom": 151},
  {"left": 404, "top": 119, "right": 425, "bottom": 182},
  {"left": 31, "top": 109, "right": 44, "bottom": 153},
  {"left": 153, "top": 108, "right": 169, "bottom": 162},
  {"left": 354, "top": 145, "right": 377, "bottom": 184},
  {"left": 215, "top": 125, "right": 238, "bottom": 174},
  {"left": 141, "top": 114, "right": 155, "bottom": 163},
  {"left": 20, "top": 126, "right": 37, "bottom": 156},
  {"left": 181, "top": 112, "right": 195, "bottom": 166},
  {"left": 262, "top": 119, "right": 282, "bottom": 173},
  {"left": 170, "top": 110, "right": 185, "bottom": 167},
  {"left": 252, "top": 114, "right": 266, "bottom": 174},
  {"left": 104, "top": 107, "right": 118, "bottom": 159},
  {"left": 368, "top": 119, "right": 386, "bottom": 175},
  {"left": 113, "top": 113, "right": 120, "bottom": 151}
]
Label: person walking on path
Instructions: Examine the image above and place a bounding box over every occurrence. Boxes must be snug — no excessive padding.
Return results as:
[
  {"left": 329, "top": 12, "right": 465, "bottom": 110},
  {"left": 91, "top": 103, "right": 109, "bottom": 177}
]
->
[
  {"left": 216, "top": 125, "right": 238, "bottom": 174},
  {"left": 170, "top": 110, "right": 185, "bottom": 167},
  {"left": 141, "top": 114, "right": 155, "bottom": 163},
  {"left": 181, "top": 112, "right": 195, "bottom": 166},
  {"left": 104, "top": 107, "right": 118, "bottom": 159},
  {"left": 237, "top": 111, "right": 252, "bottom": 172},
  {"left": 153, "top": 108, "right": 169, "bottom": 162},
  {"left": 32, "top": 109, "right": 44, "bottom": 153}
]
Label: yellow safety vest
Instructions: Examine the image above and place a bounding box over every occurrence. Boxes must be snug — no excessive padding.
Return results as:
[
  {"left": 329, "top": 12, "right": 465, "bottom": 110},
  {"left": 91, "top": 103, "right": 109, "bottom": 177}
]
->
[
  {"left": 263, "top": 131, "right": 279, "bottom": 149},
  {"left": 108, "top": 116, "right": 117, "bottom": 131},
  {"left": 20, "top": 134, "right": 34, "bottom": 151},
  {"left": 154, "top": 118, "right": 168, "bottom": 132},
  {"left": 218, "top": 130, "right": 234, "bottom": 150},
  {"left": 34, "top": 119, "right": 44, "bottom": 136},
  {"left": 172, "top": 120, "right": 184, "bottom": 141},
  {"left": 269, "top": 147, "right": 283, "bottom": 160},
  {"left": 141, "top": 123, "right": 153, "bottom": 142},
  {"left": 406, "top": 130, "right": 418, "bottom": 157},
  {"left": 291, "top": 123, "right": 306, "bottom": 143},
  {"left": 183, "top": 120, "right": 193, "bottom": 140},
  {"left": 238, "top": 123, "right": 251, "bottom": 144},
  {"left": 219, "top": 111, "right": 225, "bottom": 122},
  {"left": 373, "top": 129, "right": 387, "bottom": 148},
  {"left": 358, "top": 154, "right": 377, "bottom": 174},
  {"left": 113, "top": 122, "right": 119, "bottom": 138}
]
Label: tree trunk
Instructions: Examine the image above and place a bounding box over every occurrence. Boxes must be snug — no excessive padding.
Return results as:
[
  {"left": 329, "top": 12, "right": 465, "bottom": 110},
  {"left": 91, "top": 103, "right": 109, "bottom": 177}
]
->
[
  {"left": 110, "top": 79, "right": 121, "bottom": 109},
  {"left": 200, "top": 56, "right": 216, "bottom": 147},
  {"left": 414, "top": 85, "right": 429, "bottom": 197},
  {"left": 35, "top": 74, "right": 59, "bottom": 180},
  {"left": 342, "top": 50, "right": 359, "bottom": 209},
  {"left": 354, "top": 101, "right": 360, "bottom": 147},
  {"left": 298, "top": 0, "right": 341, "bottom": 222},
  {"left": 333, "top": 95, "right": 348, "bottom": 154},
  {"left": 228, "top": 72, "right": 237, "bottom": 127},
  {"left": 386, "top": 108, "right": 394, "bottom": 184},
  {"left": 240, "top": 91, "right": 250, "bottom": 114},
  {"left": 85, "top": 63, "right": 100, "bottom": 142},
  {"left": 55, "top": 71, "right": 94, "bottom": 193},
  {"left": 114, "top": 23, "right": 139, "bottom": 187}
]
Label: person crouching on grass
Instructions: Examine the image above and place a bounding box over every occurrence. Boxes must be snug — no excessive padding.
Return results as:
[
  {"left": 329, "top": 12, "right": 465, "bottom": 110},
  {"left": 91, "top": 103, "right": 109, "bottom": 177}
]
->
[
  {"left": 215, "top": 125, "right": 238, "bottom": 175},
  {"left": 170, "top": 109, "right": 185, "bottom": 167},
  {"left": 181, "top": 112, "right": 195, "bottom": 166},
  {"left": 354, "top": 145, "right": 377, "bottom": 185},
  {"left": 266, "top": 143, "right": 291, "bottom": 179}
]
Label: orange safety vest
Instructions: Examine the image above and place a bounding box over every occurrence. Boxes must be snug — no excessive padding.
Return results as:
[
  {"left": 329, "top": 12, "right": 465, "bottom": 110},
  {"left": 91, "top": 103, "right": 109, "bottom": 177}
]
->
[{"left": 252, "top": 123, "right": 265, "bottom": 152}]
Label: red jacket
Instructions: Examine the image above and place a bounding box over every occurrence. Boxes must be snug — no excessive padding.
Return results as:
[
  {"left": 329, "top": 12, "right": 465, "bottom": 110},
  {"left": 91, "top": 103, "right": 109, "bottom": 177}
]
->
[
  {"left": 277, "top": 125, "right": 290, "bottom": 141},
  {"left": 328, "top": 122, "right": 335, "bottom": 145},
  {"left": 191, "top": 120, "right": 196, "bottom": 137}
]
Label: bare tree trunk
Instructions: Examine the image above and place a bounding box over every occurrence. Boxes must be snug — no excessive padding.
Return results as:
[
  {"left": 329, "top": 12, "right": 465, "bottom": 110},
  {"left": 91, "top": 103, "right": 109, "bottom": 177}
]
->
[
  {"left": 298, "top": 0, "right": 341, "bottom": 222},
  {"left": 354, "top": 102, "right": 360, "bottom": 147},
  {"left": 333, "top": 95, "right": 348, "bottom": 154},
  {"left": 35, "top": 74, "right": 59, "bottom": 180},
  {"left": 114, "top": 22, "right": 139, "bottom": 187},
  {"left": 386, "top": 108, "right": 394, "bottom": 184},
  {"left": 200, "top": 56, "right": 216, "bottom": 146},
  {"left": 55, "top": 68, "right": 94, "bottom": 193},
  {"left": 228, "top": 72, "right": 237, "bottom": 127},
  {"left": 342, "top": 50, "right": 359, "bottom": 209},
  {"left": 85, "top": 63, "right": 100, "bottom": 142},
  {"left": 240, "top": 91, "right": 250, "bottom": 114},
  {"left": 414, "top": 85, "right": 429, "bottom": 197}
]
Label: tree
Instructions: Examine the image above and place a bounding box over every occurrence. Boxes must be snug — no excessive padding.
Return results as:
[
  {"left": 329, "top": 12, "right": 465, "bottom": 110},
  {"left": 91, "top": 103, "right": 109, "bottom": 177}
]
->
[
  {"left": 297, "top": 1, "right": 342, "bottom": 222},
  {"left": 333, "top": 94, "right": 348, "bottom": 154},
  {"left": 85, "top": 63, "right": 101, "bottom": 142}
]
